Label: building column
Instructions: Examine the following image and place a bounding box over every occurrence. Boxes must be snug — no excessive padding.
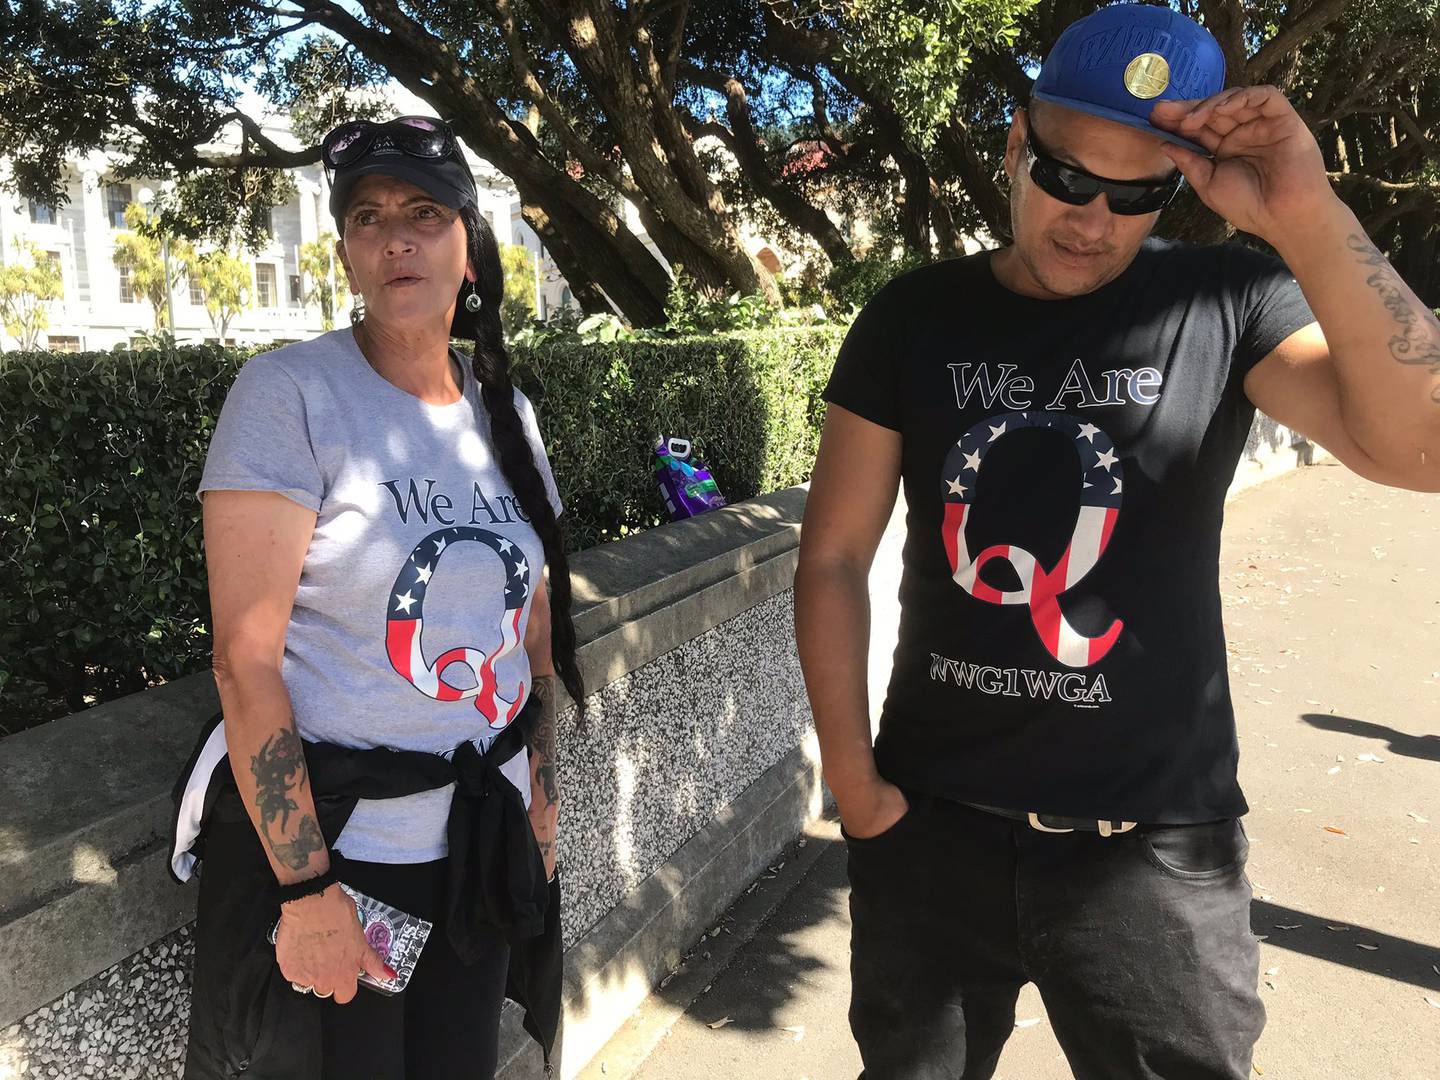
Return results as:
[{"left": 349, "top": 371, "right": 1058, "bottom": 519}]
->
[{"left": 78, "top": 164, "right": 113, "bottom": 343}]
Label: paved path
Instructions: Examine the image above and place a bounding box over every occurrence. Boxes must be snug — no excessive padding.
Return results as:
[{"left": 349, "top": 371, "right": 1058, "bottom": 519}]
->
[{"left": 583, "top": 463, "right": 1440, "bottom": 1080}]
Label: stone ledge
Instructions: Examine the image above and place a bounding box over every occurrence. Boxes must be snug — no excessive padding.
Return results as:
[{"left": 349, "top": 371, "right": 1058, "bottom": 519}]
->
[
  {"left": 495, "top": 737, "right": 825, "bottom": 1080},
  {"left": 569, "top": 486, "right": 805, "bottom": 646}
]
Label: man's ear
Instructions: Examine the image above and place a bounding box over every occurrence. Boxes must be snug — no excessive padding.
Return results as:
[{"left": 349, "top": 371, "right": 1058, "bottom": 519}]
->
[{"left": 1003, "top": 108, "right": 1029, "bottom": 182}]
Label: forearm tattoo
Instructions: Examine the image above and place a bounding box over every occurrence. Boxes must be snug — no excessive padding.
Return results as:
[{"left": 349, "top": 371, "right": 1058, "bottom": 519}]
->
[
  {"left": 250, "top": 727, "right": 324, "bottom": 871},
  {"left": 531, "top": 675, "right": 560, "bottom": 809},
  {"left": 1347, "top": 234, "right": 1440, "bottom": 403}
]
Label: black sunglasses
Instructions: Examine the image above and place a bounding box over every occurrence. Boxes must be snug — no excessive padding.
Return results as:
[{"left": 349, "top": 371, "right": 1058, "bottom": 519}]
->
[
  {"left": 322, "top": 116, "right": 460, "bottom": 171},
  {"left": 1024, "top": 129, "right": 1183, "bottom": 216}
]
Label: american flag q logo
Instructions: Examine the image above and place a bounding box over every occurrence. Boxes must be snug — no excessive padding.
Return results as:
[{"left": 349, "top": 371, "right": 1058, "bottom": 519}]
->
[
  {"left": 385, "top": 526, "right": 530, "bottom": 728},
  {"left": 940, "top": 411, "right": 1125, "bottom": 668}
]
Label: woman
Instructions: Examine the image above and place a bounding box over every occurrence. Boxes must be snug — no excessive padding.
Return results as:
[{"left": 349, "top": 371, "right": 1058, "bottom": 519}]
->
[{"left": 173, "top": 116, "right": 583, "bottom": 1078}]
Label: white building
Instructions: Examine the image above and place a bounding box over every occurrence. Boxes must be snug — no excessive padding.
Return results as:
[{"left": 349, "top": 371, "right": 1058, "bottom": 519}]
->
[{"left": 0, "top": 120, "right": 541, "bottom": 352}]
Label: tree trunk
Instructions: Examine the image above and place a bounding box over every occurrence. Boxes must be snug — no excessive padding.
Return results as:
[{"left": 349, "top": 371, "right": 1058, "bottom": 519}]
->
[
  {"left": 537, "top": 0, "right": 779, "bottom": 303},
  {"left": 868, "top": 102, "right": 932, "bottom": 257},
  {"left": 307, "top": 0, "right": 675, "bottom": 324},
  {"left": 936, "top": 121, "right": 1013, "bottom": 244}
]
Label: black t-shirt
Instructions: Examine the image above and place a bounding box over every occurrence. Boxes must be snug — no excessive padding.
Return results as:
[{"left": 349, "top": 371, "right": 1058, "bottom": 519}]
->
[{"left": 824, "top": 238, "right": 1315, "bottom": 823}]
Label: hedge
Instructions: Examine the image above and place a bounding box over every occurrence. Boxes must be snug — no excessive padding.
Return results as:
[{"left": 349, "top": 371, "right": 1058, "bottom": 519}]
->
[{"left": 0, "top": 327, "right": 844, "bottom": 733}]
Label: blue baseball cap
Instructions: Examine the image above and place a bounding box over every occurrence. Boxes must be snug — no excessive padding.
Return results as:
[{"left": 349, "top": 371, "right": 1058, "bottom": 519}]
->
[{"left": 1031, "top": 4, "right": 1226, "bottom": 156}]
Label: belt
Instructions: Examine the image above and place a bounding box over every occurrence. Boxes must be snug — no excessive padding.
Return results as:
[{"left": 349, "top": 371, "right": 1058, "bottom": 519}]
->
[{"left": 966, "top": 803, "right": 1138, "bottom": 837}]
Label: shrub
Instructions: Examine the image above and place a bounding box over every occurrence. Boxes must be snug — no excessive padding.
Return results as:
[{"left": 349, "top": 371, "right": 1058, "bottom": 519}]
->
[
  {"left": 823, "top": 248, "right": 931, "bottom": 316},
  {"left": 0, "top": 326, "right": 843, "bottom": 731},
  {"left": 511, "top": 327, "right": 840, "bottom": 550},
  {"left": 0, "top": 345, "right": 237, "bottom": 733}
]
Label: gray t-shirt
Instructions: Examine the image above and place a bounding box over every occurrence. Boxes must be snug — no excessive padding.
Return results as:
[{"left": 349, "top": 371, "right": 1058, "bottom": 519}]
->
[{"left": 200, "top": 327, "right": 562, "bottom": 863}]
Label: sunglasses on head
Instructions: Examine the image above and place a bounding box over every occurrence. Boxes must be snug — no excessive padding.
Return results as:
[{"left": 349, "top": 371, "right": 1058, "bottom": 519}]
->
[
  {"left": 322, "top": 116, "right": 460, "bottom": 171},
  {"left": 1024, "top": 128, "right": 1183, "bottom": 216}
]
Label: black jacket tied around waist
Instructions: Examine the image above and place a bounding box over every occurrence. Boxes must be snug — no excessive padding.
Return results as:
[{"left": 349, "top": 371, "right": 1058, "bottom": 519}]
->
[{"left": 170, "top": 696, "right": 561, "bottom": 1076}]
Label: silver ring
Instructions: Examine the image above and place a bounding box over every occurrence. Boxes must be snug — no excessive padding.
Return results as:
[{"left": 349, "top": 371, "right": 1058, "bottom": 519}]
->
[
  {"left": 313, "top": 988, "right": 333, "bottom": 999},
  {"left": 290, "top": 982, "right": 314, "bottom": 995}
]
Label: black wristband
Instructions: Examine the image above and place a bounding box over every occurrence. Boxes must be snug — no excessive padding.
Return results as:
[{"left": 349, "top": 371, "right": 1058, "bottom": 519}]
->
[{"left": 274, "top": 868, "right": 338, "bottom": 906}]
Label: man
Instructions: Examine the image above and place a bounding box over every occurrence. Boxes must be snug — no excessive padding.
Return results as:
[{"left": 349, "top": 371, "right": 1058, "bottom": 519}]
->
[{"left": 794, "top": 5, "right": 1440, "bottom": 1079}]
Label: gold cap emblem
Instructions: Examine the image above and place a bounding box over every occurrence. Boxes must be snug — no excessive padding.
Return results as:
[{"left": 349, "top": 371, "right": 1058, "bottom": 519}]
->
[{"left": 1123, "top": 53, "right": 1171, "bottom": 99}]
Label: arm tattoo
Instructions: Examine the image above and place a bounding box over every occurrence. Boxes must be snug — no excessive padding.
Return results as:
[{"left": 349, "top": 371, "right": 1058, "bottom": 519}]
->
[
  {"left": 531, "top": 675, "right": 560, "bottom": 809},
  {"left": 1347, "top": 234, "right": 1440, "bottom": 403},
  {"left": 270, "top": 817, "right": 325, "bottom": 871},
  {"left": 250, "top": 727, "right": 324, "bottom": 871}
]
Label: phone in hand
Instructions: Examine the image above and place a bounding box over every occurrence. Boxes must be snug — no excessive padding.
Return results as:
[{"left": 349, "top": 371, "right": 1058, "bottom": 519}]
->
[{"left": 269, "top": 884, "right": 433, "bottom": 995}]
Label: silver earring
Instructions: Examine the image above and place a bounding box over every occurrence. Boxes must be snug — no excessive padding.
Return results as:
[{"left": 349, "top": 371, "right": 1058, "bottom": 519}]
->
[{"left": 465, "top": 283, "right": 483, "bottom": 313}]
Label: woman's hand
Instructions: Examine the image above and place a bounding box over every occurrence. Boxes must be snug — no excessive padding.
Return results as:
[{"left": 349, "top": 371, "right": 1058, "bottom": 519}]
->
[{"left": 274, "top": 884, "right": 395, "bottom": 1004}]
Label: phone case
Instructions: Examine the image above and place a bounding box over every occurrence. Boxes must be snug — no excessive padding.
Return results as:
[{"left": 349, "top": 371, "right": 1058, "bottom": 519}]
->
[{"left": 269, "top": 884, "right": 433, "bottom": 996}]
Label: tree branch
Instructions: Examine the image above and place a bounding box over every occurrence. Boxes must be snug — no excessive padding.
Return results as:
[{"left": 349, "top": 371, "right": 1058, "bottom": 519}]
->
[
  {"left": 1328, "top": 171, "right": 1434, "bottom": 194},
  {"left": 1315, "top": 51, "right": 1428, "bottom": 127},
  {"left": 681, "top": 62, "right": 853, "bottom": 264},
  {"left": 803, "top": 75, "right": 846, "bottom": 159},
  {"left": 935, "top": 119, "right": 1011, "bottom": 243},
  {"left": 970, "top": 48, "right": 1034, "bottom": 104},
  {"left": 487, "top": 0, "right": 640, "bottom": 199},
  {"left": 183, "top": 15, "right": 320, "bottom": 56},
  {"left": 1246, "top": 0, "right": 1353, "bottom": 84},
  {"left": 1197, "top": 0, "right": 1248, "bottom": 83},
  {"left": 1360, "top": 192, "right": 1428, "bottom": 235}
]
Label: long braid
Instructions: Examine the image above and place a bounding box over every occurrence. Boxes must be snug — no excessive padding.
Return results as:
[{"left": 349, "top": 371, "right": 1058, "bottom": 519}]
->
[{"left": 454, "top": 205, "right": 586, "bottom": 718}]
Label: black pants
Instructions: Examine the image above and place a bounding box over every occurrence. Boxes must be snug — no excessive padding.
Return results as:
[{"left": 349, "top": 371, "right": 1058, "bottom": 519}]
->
[
  {"left": 846, "top": 793, "right": 1263, "bottom": 1080},
  {"left": 317, "top": 856, "right": 510, "bottom": 1079},
  {"left": 185, "top": 806, "right": 509, "bottom": 1080}
]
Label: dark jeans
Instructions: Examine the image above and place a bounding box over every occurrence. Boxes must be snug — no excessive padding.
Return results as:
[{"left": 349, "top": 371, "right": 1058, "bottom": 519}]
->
[{"left": 846, "top": 793, "right": 1263, "bottom": 1080}]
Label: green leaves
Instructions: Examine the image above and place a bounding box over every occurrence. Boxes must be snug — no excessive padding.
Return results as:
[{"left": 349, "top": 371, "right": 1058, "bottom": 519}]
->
[
  {"left": 0, "top": 240, "right": 65, "bottom": 350},
  {"left": 511, "top": 326, "right": 842, "bottom": 552},
  {"left": 0, "top": 344, "right": 238, "bottom": 734},
  {"left": 499, "top": 243, "right": 538, "bottom": 337},
  {"left": 299, "top": 235, "right": 349, "bottom": 332},
  {"left": 840, "top": 0, "right": 1037, "bottom": 147}
]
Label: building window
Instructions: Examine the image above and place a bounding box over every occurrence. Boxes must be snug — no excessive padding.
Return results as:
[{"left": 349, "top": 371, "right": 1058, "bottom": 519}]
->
[
  {"left": 118, "top": 263, "right": 136, "bottom": 304},
  {"left": 189, "top": 277, "right": 204, "bottom": 306},
  {"left": 47, "top": 335, "right": 81, "bottom": 353},
  {"left": 41, "top": 251, "right": 63, "bottom": 299},
  {"left": 255, "top": 263, "right": 278, "bottom": 308},
  {"left": 105, "top": 182, "right": 133, "bottom": 228},
  {"left": 288, "top": 274, "right": 303, "bottom": 307},
  {"left": 29, "top": 199, "right": 56, "bottom": 225}
]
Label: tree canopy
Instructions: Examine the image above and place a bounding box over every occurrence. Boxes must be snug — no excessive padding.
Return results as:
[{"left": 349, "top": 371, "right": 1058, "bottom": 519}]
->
[{"left": 3, "top": 0, "right": 1436, "bottom": 324}]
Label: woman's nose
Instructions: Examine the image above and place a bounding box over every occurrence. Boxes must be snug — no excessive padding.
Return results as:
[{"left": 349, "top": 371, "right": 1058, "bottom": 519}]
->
[{"left": 382, "top": 227, "right": 418, "bottom": 258}]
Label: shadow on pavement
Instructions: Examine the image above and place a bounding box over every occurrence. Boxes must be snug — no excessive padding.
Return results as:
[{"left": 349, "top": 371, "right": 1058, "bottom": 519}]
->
[
  {"left": 1299, "top": 713, "right": 1440, "bottom": 764},
  {"left": 1252, "top": 900, "right": 1440, "bottom": 990},
  {"left": 673, "top": 835, "right": 851, "bottom": 1035}
]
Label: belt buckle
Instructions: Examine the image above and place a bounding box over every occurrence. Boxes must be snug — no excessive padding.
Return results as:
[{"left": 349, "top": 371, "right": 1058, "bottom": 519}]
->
[
  {"left": 1026, "top": 811, "right": 1074, "bottom": 834},
  {"left": 1026, "top": 812, "right": 1138, "bottom": 836}
]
